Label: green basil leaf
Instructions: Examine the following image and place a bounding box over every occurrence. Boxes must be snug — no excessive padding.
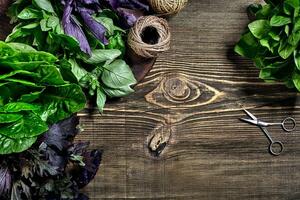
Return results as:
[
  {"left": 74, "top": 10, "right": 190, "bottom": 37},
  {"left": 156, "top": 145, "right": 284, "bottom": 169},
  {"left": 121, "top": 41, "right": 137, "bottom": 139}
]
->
[
  {"left": 18, "top": 7, "right": 42, "bottom": 20},
  {"left": 278, "top": 39, "right": 296, "bottom": 59},
  {"left": 270, "top": 15, "right": 292, "bottom": 26},
  {"left": 288, "top": 31, "right": 300, "bottom": 45},
  {"left": 96, "top": 87, "right": 106, "bottom": 113},
  {"left": 82, "top": 49, "right": 121, "bottom": 64},
  {"left": 293, "top": 71, "right": 300, "bottom": 91},
  {"left": 101, "top": 60, "right": 136, "bottom": 97},
  {"left": 69, "top": 59, "right": 88, "bottom": 81},
  {"left": 248, "top": 20, "right": 271, "bottom": 39},
  {"left": 234, "top": 32, "right": 261, "bottom": 58},
  {"left": 32, "top": 0, "right": 54, "bottom": 13},
  {"left": 294, "top": 50, "right": 300, "bottom": 70},
  {"left": 0, "top": 114, "right": 23, "bottom": 124}
]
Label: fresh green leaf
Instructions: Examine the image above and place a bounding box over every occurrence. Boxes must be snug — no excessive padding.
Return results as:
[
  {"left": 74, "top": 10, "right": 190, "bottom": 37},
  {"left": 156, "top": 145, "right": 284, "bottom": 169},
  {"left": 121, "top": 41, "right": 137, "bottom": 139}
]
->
[
  {"left": 294, "top": 50, "right": 300, "bottom": 70},
  {"left": 278, "top": 39, "right": 296, "bottom": 59},
  {"left": 81, "top": 49, "right": 121, "bottom": 64},
  {"left": 270, "top": 15, "right": 292, "bottom": 26},
  {"left": 32, "top": 0, "right": 54, "bottom": 13},
  {"left": 0, "top": 114, "right": 23, "bottom": 124},
  {"left": 18, "top": 7, "right": 42, "bottom": 20},
  {"left": 101, "top": 60, "right": 137, "bottom": 97},
  {"left": 96, "top": 88, "right": 106, "bottom": 113},
  {"left": 0, "top": 112, "right": 47, "bottom": 139},
  {"left": 234, "top": 32, "right": 261, "bottom": 58},
  {"left": 39, "top": 84, "right": 86, "bottom": 124},
  {"left": 248, "top": 20, "right": 271, "bottom": 39}
]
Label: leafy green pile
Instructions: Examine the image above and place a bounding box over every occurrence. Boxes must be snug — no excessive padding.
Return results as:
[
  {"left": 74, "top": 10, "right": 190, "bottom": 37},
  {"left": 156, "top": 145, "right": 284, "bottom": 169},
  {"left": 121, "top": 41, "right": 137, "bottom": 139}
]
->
[
  {"left": 7, "top": 0, "right": 137, "bottom": 112},
  {"left": 235, "top": 0, "right": 300, "bottom": 90},
  {"left": 0, "top": 42, "right": 85, "bottom": 154}
]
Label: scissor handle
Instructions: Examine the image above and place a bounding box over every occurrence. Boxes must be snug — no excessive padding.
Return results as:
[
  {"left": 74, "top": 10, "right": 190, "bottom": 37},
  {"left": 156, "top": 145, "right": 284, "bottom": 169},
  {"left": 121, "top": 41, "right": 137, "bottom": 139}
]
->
[
  {"left": 282, "top": 117, "right": 296, "bottom": 132},
  {"left": 269, "top": 141, "right": 284, "bottom": 156}
]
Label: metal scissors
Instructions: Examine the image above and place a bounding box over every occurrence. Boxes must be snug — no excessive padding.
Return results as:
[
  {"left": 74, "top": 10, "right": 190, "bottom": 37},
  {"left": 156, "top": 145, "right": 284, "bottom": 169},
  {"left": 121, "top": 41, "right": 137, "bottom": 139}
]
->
[{"left": 240, "top": 109, "right": 296, "bottom": 156}]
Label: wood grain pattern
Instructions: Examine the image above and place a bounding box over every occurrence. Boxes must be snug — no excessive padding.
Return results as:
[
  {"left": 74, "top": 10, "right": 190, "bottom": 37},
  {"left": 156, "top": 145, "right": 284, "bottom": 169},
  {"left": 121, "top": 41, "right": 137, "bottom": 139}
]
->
[{"left": 3, "top": 0, "right": 300, "bottom": 199}]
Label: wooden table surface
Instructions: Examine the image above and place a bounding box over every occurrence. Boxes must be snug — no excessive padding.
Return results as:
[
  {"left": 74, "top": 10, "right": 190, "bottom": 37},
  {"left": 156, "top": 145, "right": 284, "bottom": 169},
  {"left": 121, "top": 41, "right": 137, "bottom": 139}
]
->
[{"left": 2, "top": 0, "right": 300, "bottom": 199}]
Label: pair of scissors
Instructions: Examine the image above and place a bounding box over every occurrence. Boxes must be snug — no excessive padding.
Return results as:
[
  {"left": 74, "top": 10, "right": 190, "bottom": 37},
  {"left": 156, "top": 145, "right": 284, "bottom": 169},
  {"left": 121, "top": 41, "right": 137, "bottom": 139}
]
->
[{"left": 240, "top": 109, "right": 296, "bottom": 156}]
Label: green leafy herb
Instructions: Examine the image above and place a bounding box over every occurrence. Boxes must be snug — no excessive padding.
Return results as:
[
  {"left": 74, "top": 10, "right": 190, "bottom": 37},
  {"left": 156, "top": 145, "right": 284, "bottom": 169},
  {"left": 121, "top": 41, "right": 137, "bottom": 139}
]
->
[
  {"left": 7, "top": 1, "right": 137, "bottom": 112},
  {"left": 0, "top": 42, "right": 86, "bottom": 154},
  {"left": 235, "top": 1, "right": 300, "bottom": 90}
]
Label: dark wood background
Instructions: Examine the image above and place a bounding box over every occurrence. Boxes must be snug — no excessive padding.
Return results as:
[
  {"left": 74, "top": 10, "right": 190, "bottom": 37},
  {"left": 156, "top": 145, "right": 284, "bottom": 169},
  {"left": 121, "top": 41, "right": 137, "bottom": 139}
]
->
[{"left": 2, "top": 0, "right": 300, "bottom": 199}]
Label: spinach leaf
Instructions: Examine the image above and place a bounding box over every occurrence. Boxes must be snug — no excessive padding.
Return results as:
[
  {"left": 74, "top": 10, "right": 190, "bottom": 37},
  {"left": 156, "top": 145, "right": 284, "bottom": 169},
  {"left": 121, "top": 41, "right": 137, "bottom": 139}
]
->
[{"left": 39, "top": 84, "right": 86, "bottom": 124}]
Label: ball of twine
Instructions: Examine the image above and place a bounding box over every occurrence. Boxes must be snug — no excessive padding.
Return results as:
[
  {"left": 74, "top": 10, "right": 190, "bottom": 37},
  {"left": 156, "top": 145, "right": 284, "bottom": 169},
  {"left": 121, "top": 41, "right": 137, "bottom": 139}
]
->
[
  {"left": 148, "top": 0, "right": 188, "bottom": 15},
  {"left": 128, "top": 16, "right": 171, "bottom": 58}
]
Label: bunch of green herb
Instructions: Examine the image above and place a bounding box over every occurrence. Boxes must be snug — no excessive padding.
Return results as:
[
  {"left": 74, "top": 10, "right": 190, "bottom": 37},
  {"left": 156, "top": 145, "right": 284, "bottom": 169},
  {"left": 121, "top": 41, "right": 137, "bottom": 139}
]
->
[
  {"left": 235, "top": 0, "right": 300, "bottom": 90},
  {"left": 0, "top": 42, "right": 86, "bottom": 154},
  {"left": 7, "top": 0, "right": 137, "bottom": 112}
]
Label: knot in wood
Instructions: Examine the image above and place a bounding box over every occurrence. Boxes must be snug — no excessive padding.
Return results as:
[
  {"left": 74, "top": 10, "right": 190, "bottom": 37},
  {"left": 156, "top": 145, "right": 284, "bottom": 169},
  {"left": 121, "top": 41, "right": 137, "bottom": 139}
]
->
[{"left": 163, "top": 77, "right": 191, "bottom": 101}]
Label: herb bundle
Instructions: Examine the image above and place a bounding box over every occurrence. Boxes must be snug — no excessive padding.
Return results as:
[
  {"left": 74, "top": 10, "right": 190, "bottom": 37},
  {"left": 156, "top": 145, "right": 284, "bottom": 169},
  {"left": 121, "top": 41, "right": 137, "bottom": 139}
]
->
[
  {"left": 0, "top": 115, "right": 102, "bottom": 200},
  {"left": 235, "top": 0, "right": 300, "bottom": 90},
  {"left": 7, "top": 0, "right": 148, "bottom": 112},
  {"left": 0, "top": 41, "right": 85, "bottom": 154}
]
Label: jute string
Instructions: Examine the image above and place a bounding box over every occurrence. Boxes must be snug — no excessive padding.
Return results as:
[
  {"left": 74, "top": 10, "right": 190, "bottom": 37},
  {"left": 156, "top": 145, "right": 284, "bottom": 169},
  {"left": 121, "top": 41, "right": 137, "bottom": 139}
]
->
[
  {"left": 128, "top": 16, "right": 171, "bottom": 58},
  {"left": 148, "top": 0, "right": 188, "bottom": 15}
]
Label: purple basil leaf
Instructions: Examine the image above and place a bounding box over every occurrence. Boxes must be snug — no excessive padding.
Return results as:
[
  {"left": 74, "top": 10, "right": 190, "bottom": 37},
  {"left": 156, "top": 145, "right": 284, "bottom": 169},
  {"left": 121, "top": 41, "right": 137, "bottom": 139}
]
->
[
  {"left": 63, "top": 0, "right": 92, "bottom": 54},
  {"left": 106, "top": 0, "right": 149, "bottom": 11},
  {"left": 117, "top": 8, "right": 143, "bottom": 27},
  {"left": 43, "top": 115, "right": 80, "bottom": 151},
  {"left": 74, "top": 150, "right": 102, "bottom": 188},
  {"left": 44, "top": 146, "right": 68, "bottom": 172},
  {"left": 0, "top": 167, "right": 11, "bottom": 195},
  {"left": 79, "top": 0, "right": 100, "bottom": 5},
  {"left": 78, "top": 7, "right": 109, "bottom": 45}
]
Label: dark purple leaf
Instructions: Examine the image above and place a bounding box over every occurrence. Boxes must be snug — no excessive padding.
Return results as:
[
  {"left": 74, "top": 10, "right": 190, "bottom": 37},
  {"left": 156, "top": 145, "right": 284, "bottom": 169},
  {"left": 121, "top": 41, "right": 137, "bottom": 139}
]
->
[
  {"left": 106, "top": 0, "right": 149, "bottom": 11},
  {"left": 43, "top": 115, "right": 80, "bottom": 151},
  {"left": 44, "top": 146, "right": 68, "bottom": 172},
  {"left": 62, "top": 0, "right": 92, "bottom": 54},
  {"left": 0, "top": 167, "right": 11, "bottom": 195},
  {"left": 117, "top": 8, "right": 143, "bottom": 27},
  {"left": 78, "top": 0, "right": 100, "bottom": 5},
  {"left": 78, "top": 7, "right": 109, "bottom": 45},
  {"left": 74, "top": 150, "right": 102, "bottom": 188}
]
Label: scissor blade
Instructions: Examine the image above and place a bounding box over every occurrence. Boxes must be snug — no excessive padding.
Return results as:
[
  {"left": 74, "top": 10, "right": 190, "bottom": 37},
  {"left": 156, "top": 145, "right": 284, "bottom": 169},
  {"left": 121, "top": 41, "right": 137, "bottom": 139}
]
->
[
  {"left": 243, "top": 109, "right": 257, "bottom": 120},
  {"left": 240, "top": 118, "right": 258, "bottom": 125}
]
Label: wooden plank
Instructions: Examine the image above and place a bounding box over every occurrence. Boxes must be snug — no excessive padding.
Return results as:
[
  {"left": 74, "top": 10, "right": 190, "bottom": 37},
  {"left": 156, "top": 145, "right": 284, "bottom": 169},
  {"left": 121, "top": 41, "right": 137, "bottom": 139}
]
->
[
  {"left": 2, "top": 0, "right": 300, "bottom": 199},
  {"left": 79, "top": 0, "right": 300, "bottom": 199}
]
